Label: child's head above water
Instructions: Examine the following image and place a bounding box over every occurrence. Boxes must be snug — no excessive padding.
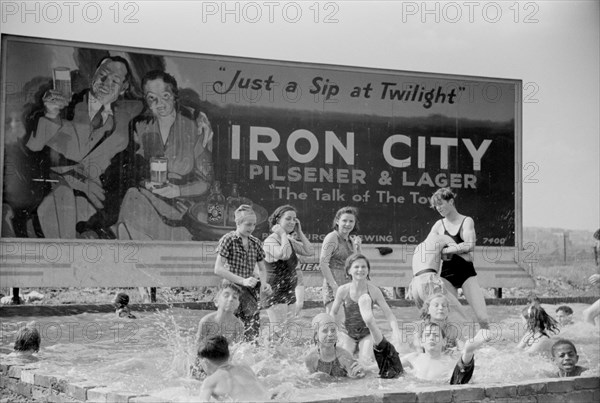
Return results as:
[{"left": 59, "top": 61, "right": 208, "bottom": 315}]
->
[
  {"left": 215, "top": 280, "right": 241, "bottom": 312},
  {"left": 555, "top": 305, "right": 574, "bottom": 326},
  {"left": 198, "top": 335, "right": 230, "bottom": 364},
  {"left": 14, "top": 322, "right": 40, "bottom": 354},
  {"left": 521, "top": 298, "right": 560, "bottom": 336},
  {"left": 551, "top": 339, "right": 579, "bottom": 374},
  {"left": 312, "top": 312, "right": 338, "bottom": 346},
  {"left": 344, "top": 253, "right": 371, "bottom": 280},
  {"left": 419, "top": 321, "right": 446, "bottom": 354},
  {"left": 420, "top": 293, "right": 450, "bottom": 322},
  {"left": 113, "top": 292, "right": 130, "bottom": 309}
]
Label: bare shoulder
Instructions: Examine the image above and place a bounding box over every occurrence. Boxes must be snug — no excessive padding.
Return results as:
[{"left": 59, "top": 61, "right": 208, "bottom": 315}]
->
[{"left": 304, "top": 348, "right": 319, "bottom": 371}]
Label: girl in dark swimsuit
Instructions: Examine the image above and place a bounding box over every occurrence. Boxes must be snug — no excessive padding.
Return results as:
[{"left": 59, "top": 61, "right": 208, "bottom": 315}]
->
[
  {"left": 330, "top": 254, "right": 403, "bottom": 365},
  {"left": 304, "top": 313, "right": 365, "bottom": 378},
  {"left": 429, "top": 188, "right": 489, "bottom": 329}
]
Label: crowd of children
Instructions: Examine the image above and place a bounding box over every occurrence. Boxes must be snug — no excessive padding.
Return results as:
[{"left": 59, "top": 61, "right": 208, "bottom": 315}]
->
[{"left": 10, "top": 203, "right": 596, "bottom": 400}]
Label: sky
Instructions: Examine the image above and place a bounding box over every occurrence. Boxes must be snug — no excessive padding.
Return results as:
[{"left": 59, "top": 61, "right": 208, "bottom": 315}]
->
[{"left": 1, "top": 0, "right": 598, "bottom": 231}]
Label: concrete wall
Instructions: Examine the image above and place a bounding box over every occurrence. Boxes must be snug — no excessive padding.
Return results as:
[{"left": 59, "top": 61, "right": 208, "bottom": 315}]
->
[{"left": 1, "top": 362, "right": 598, "bottom": 402}]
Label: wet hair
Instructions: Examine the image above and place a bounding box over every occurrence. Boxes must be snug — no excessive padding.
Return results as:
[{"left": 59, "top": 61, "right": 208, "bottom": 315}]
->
[
  {"left": 551, "top": 339, "right": 578, "bottom": 357},
  {"left": 344, "top": 253, "right": 371, "bottom": 280},
  {"left": 522, "top": 298, "right": 560, "bottom": 337},
  {"left": 418, "top": 321, "right": 446, "bottom": 341},
  {"left": 331, "top": 206, "right": 359, "bottom": 233},
  {"left": 268, "top": 205, "right": 297, "bottom": 227},
  {"left": 430, "top": 187, "right": 456, "bottom": 209},
  {"left": 216, "top": 280, "right": 241, "bottom": 300},
  {"left": 234, "top": 204, "right": 257, "bottom": 225},
  {"left": 311, "top": 312, "right": 337, "bottom": 344},
  {"left": 198, "top": 335, "right": 230, "bottom": 361},
  {"left": 420, "top": 293, "right": 450, "bottom": 321},
  {"left": 14, "top": 323, "right": 40, "bottom": 353},
  {"left": 113, "top": 292, "right": 130, "bottom": 309},
  {"left": 556, "top": 305, "right": 573, "bottom": 315}
]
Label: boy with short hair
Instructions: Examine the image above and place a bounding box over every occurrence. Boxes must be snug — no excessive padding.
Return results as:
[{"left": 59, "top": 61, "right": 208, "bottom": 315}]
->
[
  {"left": 197, "top": 281, "right": 245, "bottom": 346},
  {"left": 551, "top": 339, "right": 587, "bottom": 377},
  {"left": 555, "top": 305, "right": 574, "bottom": 327},
  {"left": 401, "top": 322, "right": 491, "bottom": 384},
  {"left": 198, "top": 335, "right": 268, "bottom": 401},
  {"left": 214, "top": 205, "right": 272, "bottom": 341},
  {"left": 113, "top": 292, "right": 136, "bottom": 319}
]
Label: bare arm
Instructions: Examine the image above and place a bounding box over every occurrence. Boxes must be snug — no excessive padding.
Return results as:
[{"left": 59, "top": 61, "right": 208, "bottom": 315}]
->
[
  {"left": 291, "top": 220, "right": 315, "bottom": 256},
  {"left": 263, "top": 231, "right": 292, "bottom": 262},
  {"left": 319, "top": 232, "right": 340, "bottom": 291},
  {"left": 304, "top": 349, "right": 319, "bottom": 373},
  {"left": 199, "top": 373, "right": 220, "bottom": 401},
  {"left": 330, "top": 285, "right": 348, "bottom": 317},
  {"left": 442, "top": 217, "right": 476, "bottom": 256},
  {"left": 336, "top": 347, "right": 365, "bottom": 378},
  {"left": 214, "top": 255, "right": 257, "bottom": 287},
  {"left": 462, "top": 329, "right": 492, "bottom": 364}
]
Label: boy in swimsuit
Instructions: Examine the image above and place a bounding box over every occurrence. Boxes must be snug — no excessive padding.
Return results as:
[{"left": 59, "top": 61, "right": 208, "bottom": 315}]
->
[
  {"left": 401, "top": 322, "right": 492, "bottom": 384},
  {"left": 555, "top": 305, "right": 574, "bottom": 327},
  {"left": 198, "top": 335, "right": 268, "bottom": 401},
  {"left": 305, "top": 313, "right": 365, "bottom": 378},
  {"left": 551, "top": 339, "right": 587, "bottom": 377},
  {"left": 197, "top": 281, "right": 245, "bottom": 346}
]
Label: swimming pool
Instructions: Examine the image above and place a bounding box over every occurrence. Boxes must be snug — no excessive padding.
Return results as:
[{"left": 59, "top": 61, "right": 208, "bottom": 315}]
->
[{"left": 1, "top": 303, "right": 598, "bottom": 401}]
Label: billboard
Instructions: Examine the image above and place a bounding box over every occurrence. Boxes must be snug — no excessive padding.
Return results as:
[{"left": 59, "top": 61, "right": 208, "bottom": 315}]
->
[{"left": 1, "top": 35, "right": 520, "bottom": 247}]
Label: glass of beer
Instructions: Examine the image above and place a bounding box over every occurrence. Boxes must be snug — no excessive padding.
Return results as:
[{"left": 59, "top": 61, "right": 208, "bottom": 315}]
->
[
  {"left": 150, "top": 157, "right": 168, "bottom": 185},
  {"left": 53, "top": 67, "right": 72, "bottom": 100}
]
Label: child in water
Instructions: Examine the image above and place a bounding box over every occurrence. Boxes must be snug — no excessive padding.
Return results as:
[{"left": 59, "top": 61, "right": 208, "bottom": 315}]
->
[
  {"left": 330, "top": 253, "right": 402, "bottom": 364},
  {"left": 401, "top": 321, "right": 492, "bottom": 384},
  {"left": 113, "top": 292, "right": 136, "bottom": 319},
  {"left": 198, "top": 335, "right": 268, "bottom": 401},
  {"left": 555, "top": 305, "right": 574, "bottom": 327},
  {"left": 517, "top": 298, "right": 559, "bottom": 355},
  {"left": 197, "top": 281, "right": 245, "bottom": 346},
  {"left": 417, "top": 293, "right": 463, "bottom": 350},
  {"left": 305, "top": 313, "right": 365, "bottom": 378},
  {"left": 551, "top": 339, "right": 587, "bottom": 377},
  {"left": 10, "top": 322, "right": 40, "bottom": 358}
]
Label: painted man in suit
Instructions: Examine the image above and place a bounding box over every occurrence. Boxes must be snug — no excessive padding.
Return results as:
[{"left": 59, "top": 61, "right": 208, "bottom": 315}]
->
[{"left": 26, "top": 56, "right": 142, "bottom": 239}]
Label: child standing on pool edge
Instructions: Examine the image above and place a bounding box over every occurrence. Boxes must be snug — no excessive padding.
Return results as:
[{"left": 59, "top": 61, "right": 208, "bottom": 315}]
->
[
  {"left": 214, "top": 205, "right": 272, "bottom": 342},
  {"left": 429, "top": 187, "right": 490, "bottom": 329}
]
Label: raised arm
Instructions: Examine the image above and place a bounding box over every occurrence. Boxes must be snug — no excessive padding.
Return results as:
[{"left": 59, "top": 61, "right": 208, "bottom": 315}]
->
[
  {"left": 263, "top": 231, "right": 293, "bottom": 262},
  {"left": 319, "top": 232, "right": 340, "bottom": 291},
  {"left": 462, "top": 328, "right": 492, "bottom": 364},
  {"left": 290, "top": 219, "right": 315, "bottom": 256}
]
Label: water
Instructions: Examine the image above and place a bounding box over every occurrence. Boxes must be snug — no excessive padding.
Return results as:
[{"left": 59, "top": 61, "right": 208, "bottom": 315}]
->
[{"left": 1, "top": 303, "right": 598, "bottom": 401}]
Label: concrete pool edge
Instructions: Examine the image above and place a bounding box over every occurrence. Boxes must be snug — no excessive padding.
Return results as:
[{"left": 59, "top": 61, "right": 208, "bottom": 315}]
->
[
  {"left": 1, "top": 296, "right": 599, "bottom": 318},
  {"left": 1, "top": 362, "right": 598, "bottom": 402}
]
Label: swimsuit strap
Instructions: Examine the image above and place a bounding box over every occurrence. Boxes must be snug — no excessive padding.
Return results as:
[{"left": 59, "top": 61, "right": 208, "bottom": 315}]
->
[{"left": 442, "top": 217, "right": 468, "bottom": 237}]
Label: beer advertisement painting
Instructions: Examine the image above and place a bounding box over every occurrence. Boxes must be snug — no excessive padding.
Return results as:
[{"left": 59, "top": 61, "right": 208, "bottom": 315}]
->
[{"left": 1, "top": 35, "right": 521, "bottom": 246}]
